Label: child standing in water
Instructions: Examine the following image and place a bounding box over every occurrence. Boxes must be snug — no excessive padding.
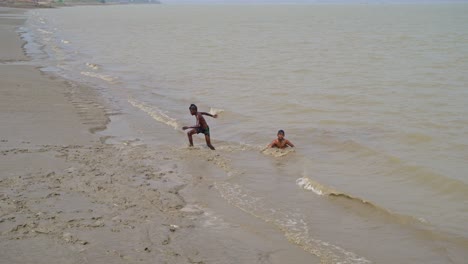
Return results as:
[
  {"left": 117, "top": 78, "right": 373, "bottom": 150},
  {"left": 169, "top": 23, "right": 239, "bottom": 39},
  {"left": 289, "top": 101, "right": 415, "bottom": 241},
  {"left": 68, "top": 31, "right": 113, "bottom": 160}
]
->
[
  {"left": 268, "top": 130, "right": 295, "bottom": 149},
  {"left": 182, "top": 104, "right": 217, "bottom": 150}
]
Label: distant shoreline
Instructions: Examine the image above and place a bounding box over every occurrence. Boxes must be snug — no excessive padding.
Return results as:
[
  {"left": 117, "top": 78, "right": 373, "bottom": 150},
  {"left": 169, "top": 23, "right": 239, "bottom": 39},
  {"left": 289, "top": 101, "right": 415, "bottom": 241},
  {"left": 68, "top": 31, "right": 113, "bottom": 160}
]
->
[{"left": 0, "top": 1, "right": 161, "bottom": 9}]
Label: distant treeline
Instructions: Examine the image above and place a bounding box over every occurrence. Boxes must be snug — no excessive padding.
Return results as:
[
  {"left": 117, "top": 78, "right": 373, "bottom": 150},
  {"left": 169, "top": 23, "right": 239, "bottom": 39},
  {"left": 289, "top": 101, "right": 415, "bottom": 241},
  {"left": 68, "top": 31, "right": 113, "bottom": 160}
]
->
[
  {"left": 0, "top": 0, "right": 161, "bottom": 6},
  {"left": 62, "top": 0, "right": 161, "bottom": 3}
]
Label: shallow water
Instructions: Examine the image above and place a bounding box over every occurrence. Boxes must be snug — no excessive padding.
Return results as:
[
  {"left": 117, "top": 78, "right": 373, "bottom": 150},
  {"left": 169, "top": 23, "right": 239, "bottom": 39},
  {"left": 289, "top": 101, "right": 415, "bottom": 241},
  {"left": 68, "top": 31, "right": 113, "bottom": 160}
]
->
[{"left": 23, "top": 3, "right": 468, "bottom": 263}]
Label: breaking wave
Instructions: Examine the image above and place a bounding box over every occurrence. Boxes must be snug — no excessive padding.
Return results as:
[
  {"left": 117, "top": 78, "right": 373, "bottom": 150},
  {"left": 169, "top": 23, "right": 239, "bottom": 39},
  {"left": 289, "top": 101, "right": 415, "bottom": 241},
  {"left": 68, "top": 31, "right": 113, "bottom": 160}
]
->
[{"left": 128, "top": 98, "right": 180, "bottom": 130}]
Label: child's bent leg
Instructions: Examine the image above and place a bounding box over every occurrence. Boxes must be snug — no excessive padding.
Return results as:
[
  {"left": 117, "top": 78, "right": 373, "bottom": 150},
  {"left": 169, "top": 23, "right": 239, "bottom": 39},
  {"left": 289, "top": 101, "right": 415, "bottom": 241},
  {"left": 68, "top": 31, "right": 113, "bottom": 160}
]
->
[
  {"left": 187, "top": 129, "right": 196, "bottom": 146},
  {"left": 205, "top": 135, "right": 215, "bottom": 150}
]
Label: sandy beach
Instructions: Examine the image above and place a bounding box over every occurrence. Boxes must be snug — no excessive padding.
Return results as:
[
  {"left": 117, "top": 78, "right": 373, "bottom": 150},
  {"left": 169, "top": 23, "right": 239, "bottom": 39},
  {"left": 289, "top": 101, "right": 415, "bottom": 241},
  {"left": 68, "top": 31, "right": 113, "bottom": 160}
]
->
[
  {"left": 4, "top": 3, "right": 467, "bottom": 262},
  {"left": 0, "top": 7, "right": 321, "bottom": 264}
]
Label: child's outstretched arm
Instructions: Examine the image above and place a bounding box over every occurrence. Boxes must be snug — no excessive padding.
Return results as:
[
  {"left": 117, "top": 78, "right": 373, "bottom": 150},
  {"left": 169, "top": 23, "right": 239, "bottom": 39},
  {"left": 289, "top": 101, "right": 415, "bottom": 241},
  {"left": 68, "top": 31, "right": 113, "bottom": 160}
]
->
[
  {"left": 261, "top": 141, "right": 275, "bottom": 152},
  {"left": 200, "top": 112, "right": 217, "bottom": 118},
  {"left": 267, "top": 140, "right": 277, "bottom": 148},
  {"left": 182, "top": 125, "right": 199, "bottom": 130},
  {"left": 286, "top": 140, "right": 295, "bottom": 148}
]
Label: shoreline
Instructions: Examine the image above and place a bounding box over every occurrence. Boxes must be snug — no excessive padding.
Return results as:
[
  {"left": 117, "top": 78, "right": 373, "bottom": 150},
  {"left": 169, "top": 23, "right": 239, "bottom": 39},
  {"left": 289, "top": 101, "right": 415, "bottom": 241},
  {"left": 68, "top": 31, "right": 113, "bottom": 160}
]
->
[
  {"left": 0, "top": 7, "right": 200, "bottom": 263},
  {"left": 0, "top": 7, "right": 321, "bottom": 264}
]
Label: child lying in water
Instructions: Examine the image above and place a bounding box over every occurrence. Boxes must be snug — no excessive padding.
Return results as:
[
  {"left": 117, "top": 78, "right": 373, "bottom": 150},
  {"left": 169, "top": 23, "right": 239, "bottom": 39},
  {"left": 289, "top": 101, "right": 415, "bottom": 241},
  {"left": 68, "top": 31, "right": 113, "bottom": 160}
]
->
[{"left": 268, "top": 129, "right": 294, "bottom": 149}]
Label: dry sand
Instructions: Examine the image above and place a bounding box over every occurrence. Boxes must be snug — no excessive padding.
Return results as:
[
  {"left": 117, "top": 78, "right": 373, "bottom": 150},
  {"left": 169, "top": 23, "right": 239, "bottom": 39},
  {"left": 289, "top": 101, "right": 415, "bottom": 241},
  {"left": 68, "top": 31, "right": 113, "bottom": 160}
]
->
[{"left": 0, "top": 7, "right": 319, "bottom": 264}]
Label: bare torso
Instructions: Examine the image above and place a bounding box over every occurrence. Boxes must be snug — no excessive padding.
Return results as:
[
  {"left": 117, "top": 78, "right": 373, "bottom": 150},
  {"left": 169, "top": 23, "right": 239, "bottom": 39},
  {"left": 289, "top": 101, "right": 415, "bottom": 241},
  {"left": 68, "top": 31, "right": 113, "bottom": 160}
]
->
[
  {"left": 271, "top": 139, "right": 292, "bottom": 149},
  {"left": 196, "top": 113, "right": 209, "bottom": 129}
]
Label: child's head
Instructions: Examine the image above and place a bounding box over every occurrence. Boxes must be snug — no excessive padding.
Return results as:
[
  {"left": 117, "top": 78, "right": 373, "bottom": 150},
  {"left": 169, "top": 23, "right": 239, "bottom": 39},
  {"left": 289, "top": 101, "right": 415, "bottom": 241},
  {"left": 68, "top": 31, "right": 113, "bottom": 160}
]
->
[
  {"left": 277, "top": 129, "right": 285, "bottom": 139},
  {"left": 189, "top": 104, "right": 197, "bottom": 115}
]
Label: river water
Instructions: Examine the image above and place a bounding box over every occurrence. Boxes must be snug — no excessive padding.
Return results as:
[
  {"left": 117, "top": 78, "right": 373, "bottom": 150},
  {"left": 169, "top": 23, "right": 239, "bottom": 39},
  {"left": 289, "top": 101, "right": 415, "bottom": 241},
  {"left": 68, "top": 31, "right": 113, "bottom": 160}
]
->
[{"left": 23, "top": 3, "right": 468, "bottom": 263}]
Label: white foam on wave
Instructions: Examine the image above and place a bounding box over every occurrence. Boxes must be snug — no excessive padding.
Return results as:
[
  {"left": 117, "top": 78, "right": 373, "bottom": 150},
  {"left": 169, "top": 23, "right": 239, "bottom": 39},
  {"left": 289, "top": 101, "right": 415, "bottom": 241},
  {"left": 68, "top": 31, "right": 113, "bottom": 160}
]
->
[
  {"left": 217, "top": 143, "right": 262, "bottom": 152},
  {"left": 61, "top": 39, "right": 70, "bottom": 44},
  {"left": 296, "top": 177, "right": 326, "bottom": 196},
  {"left": 209, "top": 107, "right": 224, "bottom": 116},
  {"left": 128, "top": 98, "right": 180, "bottom": 130},
  {"left": 80, "top": 71, "right": 117, "bottom": 83},
  {"left": 262, "top": 147, "right": 295, "bottom": 157},
  {"left": 296, "top": 166, "right": 337, "bottom": 196}
]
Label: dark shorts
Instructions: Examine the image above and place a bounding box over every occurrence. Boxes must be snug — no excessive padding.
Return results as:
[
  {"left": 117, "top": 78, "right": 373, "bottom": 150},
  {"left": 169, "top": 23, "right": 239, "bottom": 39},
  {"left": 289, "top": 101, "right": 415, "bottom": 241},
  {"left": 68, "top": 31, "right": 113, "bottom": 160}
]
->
[{"left": 196, "top": 126, "right": 210, "bottom": 136}]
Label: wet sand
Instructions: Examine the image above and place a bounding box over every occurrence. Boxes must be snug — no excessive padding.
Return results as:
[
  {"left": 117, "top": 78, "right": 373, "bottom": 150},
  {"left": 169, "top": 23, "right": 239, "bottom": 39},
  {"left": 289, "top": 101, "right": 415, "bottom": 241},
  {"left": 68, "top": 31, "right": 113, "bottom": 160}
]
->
[{"left": 0, "top": 7, "right": 319, "bottom": 264}]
